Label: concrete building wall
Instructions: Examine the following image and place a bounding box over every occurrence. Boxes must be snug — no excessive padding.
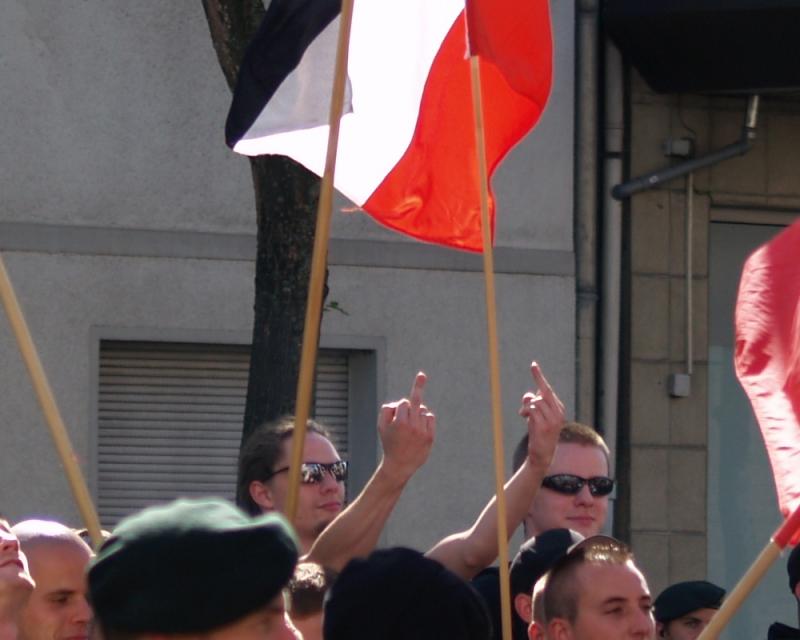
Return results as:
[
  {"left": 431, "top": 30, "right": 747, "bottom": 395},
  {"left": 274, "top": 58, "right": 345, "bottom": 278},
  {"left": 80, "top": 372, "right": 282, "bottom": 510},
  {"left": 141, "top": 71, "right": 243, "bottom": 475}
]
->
[
  {"left": 1, "top": 1, "right": 576, "bottom": 550},
  {"left": 625, "top": 69, "right": 800, "bottom": 622}
]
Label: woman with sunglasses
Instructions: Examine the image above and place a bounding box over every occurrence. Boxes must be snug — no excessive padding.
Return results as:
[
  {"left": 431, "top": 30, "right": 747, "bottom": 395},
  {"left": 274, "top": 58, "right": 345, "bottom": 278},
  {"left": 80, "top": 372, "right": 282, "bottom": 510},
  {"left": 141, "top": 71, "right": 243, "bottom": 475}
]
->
[{"left": 242, "top": 372, "right": 435, "bottom": 572}]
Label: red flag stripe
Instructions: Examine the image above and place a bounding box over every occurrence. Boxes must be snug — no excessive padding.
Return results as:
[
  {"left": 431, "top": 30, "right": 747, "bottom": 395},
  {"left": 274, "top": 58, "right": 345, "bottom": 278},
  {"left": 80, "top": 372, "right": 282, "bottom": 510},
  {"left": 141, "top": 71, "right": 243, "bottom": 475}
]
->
[
  {"left": 363, "top": 8, "right": 552, "bottom": 251},
  {"left": 466, "top": 0, "right": 553, "bottom": 103}
]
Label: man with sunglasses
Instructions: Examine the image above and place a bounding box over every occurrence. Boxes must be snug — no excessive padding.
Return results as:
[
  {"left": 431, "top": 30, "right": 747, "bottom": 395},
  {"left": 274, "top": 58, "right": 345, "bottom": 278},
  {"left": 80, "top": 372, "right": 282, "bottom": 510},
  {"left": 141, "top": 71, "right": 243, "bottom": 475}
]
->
[
  {"left": 513, "top": 421, "right": 613, "bottom": 539},
  {"left": 472, "top": 422, "right": 613, "bottom": 639},
  {"left": 422, "top": 360, "right": 566, "bottom": 579},
  {"left": 239, "top": 418, "right": 346, "bottom": 551},
  {"left": 238, "top": 372, "right": 435, "bottom": 570}
]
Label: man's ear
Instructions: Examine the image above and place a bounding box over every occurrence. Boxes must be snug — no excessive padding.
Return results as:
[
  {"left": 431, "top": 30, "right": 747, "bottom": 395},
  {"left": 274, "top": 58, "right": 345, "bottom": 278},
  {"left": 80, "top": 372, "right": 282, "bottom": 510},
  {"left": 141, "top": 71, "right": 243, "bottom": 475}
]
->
[
  {"left": 514, "top": 592, "right": 533, "bottom": 623},
  {"left": 547, "top": 617, "right": 572, "bottom": 640},
  {"left": 656, "top": 621, "right": 667, "bottom": 638},
  {"left": 249, "top": 480, "right": 275, "bottom": 511}
]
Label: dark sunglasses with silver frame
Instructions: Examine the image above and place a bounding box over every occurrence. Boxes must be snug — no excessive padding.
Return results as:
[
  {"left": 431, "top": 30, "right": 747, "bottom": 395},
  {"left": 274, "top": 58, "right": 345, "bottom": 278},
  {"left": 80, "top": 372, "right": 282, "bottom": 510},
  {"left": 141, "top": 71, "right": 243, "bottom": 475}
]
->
[
  {"left": 541, "top": 473, "right": 614, "bottom": 497},
  {"left": 266, "top": 460, "right": 349, "bottom": 484}
]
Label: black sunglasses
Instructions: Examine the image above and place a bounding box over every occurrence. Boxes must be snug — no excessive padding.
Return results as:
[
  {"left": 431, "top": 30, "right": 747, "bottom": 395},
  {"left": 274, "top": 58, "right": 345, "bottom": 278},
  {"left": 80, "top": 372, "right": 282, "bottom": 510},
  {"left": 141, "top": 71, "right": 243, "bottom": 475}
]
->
[
  {"left": 266, "top": 461, "right": 348, "bottom": 484},
  {"left": 541, "top": 474, "right": 615, "bottom": 497}
]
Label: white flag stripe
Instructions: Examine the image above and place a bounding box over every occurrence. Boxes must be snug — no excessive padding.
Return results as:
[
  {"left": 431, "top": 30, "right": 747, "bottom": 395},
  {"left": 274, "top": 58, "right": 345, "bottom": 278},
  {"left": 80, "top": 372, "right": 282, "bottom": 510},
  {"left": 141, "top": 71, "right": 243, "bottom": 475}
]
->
[{"left": 233, "top": 0, "right": 464, "bottom": 207}]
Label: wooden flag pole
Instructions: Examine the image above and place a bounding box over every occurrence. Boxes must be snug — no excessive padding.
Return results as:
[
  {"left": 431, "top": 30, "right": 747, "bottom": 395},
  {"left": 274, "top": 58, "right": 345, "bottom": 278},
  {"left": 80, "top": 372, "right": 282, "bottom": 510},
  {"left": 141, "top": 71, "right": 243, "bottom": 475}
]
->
[
  {"left": 470, "top": 55, "right": 513, "bottom": 640},
  {"left": 697, "top": 503, "right": 800, "bottom": 640},
  {"left": 285, "top": 0, "right": 355, "bottom": 522},
  {"left": 0, "top": 254, "right": 103, "bottom": 548}
]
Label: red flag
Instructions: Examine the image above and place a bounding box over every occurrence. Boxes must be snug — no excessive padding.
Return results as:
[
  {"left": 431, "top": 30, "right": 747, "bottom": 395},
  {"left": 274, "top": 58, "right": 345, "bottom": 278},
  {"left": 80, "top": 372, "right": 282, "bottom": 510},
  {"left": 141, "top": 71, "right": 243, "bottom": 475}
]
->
[
  {"left": 465, "top": 0, "right": 553, "bottom": 103},
  {"left": 735, "top": 219, "right": 800, "bottom": 543},
  {"left": 228, "top": 1, "right": 553, "bottom": 252}
]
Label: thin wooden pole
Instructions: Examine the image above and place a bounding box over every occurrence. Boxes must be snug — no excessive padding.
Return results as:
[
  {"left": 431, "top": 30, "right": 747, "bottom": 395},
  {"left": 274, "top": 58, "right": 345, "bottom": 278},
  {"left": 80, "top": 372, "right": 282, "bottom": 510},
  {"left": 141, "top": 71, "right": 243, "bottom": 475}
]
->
[
  {"left": 470, "top": 55, "right": 513, "bottom": 640},
  {"left": 0, "top": 254, "right": 103, "bottom": 548},
  {"left": 286, "top": 0, "right": 355, "bottom": 522},
  {"left": 697, "top": 503, "right": 800, "bottom": 640}
]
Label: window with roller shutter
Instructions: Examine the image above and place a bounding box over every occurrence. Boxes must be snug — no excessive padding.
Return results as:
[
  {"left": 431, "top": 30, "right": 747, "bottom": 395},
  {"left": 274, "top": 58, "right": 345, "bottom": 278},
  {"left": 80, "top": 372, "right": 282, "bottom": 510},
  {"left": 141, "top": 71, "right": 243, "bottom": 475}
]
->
[{"left": 96, "top": 340, "right": 351, "bottom": 528}]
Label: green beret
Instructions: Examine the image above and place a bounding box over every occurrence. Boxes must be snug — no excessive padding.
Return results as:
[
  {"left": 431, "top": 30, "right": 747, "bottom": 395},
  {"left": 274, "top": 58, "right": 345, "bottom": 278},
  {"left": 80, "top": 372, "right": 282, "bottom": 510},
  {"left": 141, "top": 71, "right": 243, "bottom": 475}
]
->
[
  {"left": 653, "top": 580, "right": 725, "bottom": 623},
  {"left": 88, "top": 498, "right": 298, "bottom": 634}
]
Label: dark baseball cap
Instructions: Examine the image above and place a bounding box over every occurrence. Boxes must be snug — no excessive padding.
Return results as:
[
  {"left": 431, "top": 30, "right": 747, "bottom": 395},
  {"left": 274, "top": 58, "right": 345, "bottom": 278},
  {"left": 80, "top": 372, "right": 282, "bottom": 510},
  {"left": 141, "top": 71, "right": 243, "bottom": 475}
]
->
[
  {"left": 88, "top": 498, "right": 298, "bottom": 634},
  {"left": 510, "top": 528, "right": 585, "bottom": 596},
  {"left": 653, "top": 580, "right": 725, "bottom": 623}
]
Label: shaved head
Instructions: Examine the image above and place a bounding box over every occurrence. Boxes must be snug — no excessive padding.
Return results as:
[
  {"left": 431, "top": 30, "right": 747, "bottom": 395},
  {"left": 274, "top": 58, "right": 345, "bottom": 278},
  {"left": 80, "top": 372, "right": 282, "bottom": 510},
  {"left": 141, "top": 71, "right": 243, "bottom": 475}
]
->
[
  {"left": 13, "top": 520, "right": 93, "bottom": 640},
  {"left": 12, "top": 521, "right": 91, "bottom": 552}
]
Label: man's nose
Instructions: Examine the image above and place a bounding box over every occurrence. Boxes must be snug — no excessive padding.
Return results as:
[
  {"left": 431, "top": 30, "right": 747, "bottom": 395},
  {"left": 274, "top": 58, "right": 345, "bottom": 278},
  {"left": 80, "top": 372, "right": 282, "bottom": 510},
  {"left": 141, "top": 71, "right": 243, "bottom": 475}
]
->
[
  {"left": 630, "top": 609, "right": 655, "bottom": 639},
  {"left": 319, "top": 469, "right": 341, "bottom": 492},
  {"left": 0, "top": 533, "right": 20, "bottom": 553},
  {"left": 72, "top": 596, "right": 93, "bottom": 624},
  {"left": 573, "top": 483, "right": 595, "bottom": 505}
]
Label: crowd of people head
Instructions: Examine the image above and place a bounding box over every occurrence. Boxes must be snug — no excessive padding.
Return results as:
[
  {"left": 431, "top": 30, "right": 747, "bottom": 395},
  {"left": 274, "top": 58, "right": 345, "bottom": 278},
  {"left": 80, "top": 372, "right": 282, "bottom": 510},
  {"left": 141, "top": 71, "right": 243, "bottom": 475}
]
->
[{"left": 2, "top": 364, "right": 798, "bottom": 640}]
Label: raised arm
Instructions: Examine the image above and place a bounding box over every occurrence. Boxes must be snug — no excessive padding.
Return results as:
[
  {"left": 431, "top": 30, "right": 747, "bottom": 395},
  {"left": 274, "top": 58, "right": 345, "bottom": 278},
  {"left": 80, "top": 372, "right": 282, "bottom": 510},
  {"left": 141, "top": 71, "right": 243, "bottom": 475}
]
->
[
  {"left": 305, "top": 372, "right": 435, "bottom": 572},
  {"left": 425, "top": 362, "right": 564, "bottom": 580}
]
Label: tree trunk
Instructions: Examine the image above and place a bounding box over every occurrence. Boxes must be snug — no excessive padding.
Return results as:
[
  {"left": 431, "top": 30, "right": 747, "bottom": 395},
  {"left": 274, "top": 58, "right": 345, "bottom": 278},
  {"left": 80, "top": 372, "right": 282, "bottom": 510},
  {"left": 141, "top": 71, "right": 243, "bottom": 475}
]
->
[
  {"left": 242, "top": 155, "right": 325, "bottom": 440},
  {"left": 200, "top": 0, "right": 326, "bottom": 444},
  {"left": 201, "top": 0, "right": 264, "bottom": 90}
]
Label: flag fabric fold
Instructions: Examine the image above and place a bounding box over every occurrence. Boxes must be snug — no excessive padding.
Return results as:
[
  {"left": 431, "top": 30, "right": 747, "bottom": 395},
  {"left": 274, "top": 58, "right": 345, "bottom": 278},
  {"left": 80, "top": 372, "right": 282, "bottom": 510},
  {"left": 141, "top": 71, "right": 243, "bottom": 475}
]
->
[
  {"left": 465, "top": 0, "right": 553, "bottom": 103},
  {"left": 226, "top": 0, "right": 553, "bottom": 252},
  {"left": 734, "top": 219, "right": 800, "bottom": 542}
]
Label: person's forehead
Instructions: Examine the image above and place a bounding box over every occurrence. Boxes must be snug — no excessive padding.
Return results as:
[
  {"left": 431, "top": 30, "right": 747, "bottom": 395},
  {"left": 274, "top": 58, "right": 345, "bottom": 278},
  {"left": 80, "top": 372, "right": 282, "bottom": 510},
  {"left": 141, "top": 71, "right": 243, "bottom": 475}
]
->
[
  {"left": 549, "top": 443, "right": 608, "bottom": 475},
  {"left": 576, "top": 561, "right": 649, "bottom": 603},
  {"left": 27, "top": 540, "right": 91, "bottom": 573},
  {"left": 28, "top": 554, "right": 90, "bottom": 599},
  {"left": 281, "top": 432, "right": 340, "bottom": 463}
]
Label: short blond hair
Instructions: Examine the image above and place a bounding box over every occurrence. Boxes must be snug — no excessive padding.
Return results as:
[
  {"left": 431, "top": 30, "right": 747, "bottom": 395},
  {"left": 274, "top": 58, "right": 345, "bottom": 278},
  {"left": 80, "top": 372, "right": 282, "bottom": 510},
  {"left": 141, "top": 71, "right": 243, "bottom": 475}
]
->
[
  {"left": 512, "top": 422, "right": 609, "bottom": 472},
  {"left": 543, "top": 537, "right": 633, "bottom": 623}
]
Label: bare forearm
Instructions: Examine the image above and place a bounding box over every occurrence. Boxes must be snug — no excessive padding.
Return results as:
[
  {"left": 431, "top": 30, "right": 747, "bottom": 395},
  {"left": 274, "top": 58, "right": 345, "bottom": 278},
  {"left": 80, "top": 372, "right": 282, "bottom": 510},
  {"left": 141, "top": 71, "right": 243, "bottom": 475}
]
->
[
  {"left": 426, "top": 458, "right": 548, "bottom": 580},
  {"left": 428, "top": 362, "right": 564, "bottom": 580},
  {"left": 304, "top": 460, "right": 408, "bottom": 572}
]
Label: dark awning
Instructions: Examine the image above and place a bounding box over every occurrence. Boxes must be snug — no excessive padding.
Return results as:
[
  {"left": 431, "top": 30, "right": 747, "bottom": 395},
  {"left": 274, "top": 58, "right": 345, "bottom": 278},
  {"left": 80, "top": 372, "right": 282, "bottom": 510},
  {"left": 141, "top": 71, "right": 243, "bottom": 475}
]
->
[{"left": 604, "top": 0, "right": 800, "bottom": 94}]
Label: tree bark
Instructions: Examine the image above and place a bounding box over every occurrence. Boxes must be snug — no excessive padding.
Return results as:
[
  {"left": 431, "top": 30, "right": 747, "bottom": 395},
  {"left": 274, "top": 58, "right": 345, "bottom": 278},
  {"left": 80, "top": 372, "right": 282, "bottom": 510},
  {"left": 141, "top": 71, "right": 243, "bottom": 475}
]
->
[
  {"left": 201, "top": 0, "right": 264, "bottom": 88},
  {"left": 200, "top": 0, "right": 326, "bottom": 447},
  {"left": 243, "top": 155, "right": 324, "bottom": 439}
]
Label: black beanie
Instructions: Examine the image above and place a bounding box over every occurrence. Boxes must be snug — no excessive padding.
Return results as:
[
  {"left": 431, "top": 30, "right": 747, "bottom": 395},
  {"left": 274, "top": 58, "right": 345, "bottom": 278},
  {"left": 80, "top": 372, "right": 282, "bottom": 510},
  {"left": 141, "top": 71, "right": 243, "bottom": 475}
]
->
[{"left": 325, "top": 547, "right": 492, "bottom": 640}]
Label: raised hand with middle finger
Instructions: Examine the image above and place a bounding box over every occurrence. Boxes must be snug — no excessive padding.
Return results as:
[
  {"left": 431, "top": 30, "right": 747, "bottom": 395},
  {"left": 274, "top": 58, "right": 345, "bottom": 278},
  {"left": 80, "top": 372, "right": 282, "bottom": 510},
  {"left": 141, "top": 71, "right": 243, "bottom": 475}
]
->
[
  {"left": 378, "top": 371, "right": 436, "bottom": 484},
  {"left": 519, "top": 361, "right": 565, "bottom": 471}
]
